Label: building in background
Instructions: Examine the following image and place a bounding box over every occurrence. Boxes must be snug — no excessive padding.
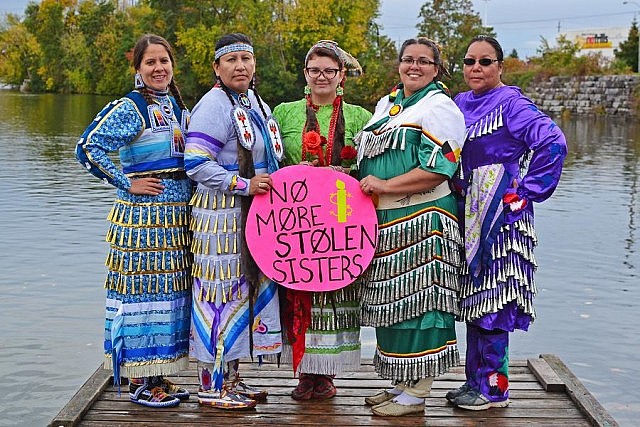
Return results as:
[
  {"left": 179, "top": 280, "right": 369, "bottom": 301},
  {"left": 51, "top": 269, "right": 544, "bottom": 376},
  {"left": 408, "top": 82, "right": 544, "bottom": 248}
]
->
[{"left": 562, "top": 27, "right": 629, "bottom": 60}]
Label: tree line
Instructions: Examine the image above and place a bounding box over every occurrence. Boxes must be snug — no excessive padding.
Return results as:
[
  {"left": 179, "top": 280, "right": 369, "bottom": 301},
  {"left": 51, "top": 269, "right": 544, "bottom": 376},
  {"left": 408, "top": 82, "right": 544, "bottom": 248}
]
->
[{"left": 0, "top": 0, "right": 637, "bottom": 109}]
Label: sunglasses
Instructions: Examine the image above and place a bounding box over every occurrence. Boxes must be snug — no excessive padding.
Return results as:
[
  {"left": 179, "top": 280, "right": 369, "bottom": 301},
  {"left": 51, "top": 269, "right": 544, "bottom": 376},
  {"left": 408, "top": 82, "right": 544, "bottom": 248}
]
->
[{"left": 463, "top": 58, "right": 499, "bottom": 66}]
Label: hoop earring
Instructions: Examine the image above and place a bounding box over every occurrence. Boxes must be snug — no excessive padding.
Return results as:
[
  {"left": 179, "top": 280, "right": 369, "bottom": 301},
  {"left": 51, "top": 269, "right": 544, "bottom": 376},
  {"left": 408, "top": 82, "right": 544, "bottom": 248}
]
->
[
  {"left": 304, "top": 85, "right": 311, "bottom": 95},
  {"left": 134, "top": 73, "right": 144, "bottom": 89}
]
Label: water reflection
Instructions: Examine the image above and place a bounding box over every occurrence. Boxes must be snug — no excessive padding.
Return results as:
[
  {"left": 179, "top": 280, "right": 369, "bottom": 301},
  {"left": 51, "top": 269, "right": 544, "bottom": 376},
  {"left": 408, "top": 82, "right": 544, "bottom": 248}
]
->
[{"left": 0, "top": 92, "right": 638, "bottom": 426}]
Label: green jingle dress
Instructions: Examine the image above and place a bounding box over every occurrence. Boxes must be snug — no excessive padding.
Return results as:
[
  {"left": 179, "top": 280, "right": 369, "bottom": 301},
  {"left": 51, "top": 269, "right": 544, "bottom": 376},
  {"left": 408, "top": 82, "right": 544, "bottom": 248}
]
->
[{"left": 358, "top": 82, "right": 465, "bottom": 382}]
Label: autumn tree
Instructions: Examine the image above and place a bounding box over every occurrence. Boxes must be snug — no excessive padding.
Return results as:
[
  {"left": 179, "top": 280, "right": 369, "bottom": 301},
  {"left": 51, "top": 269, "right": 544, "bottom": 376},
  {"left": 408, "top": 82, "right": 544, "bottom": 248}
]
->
[
  {"left": 614, "top": 18, "right": 639, "bottom": 72},
  {"left": 0, "top": 14, "right": 41, "bottom": 88},
  {"left": 416, "top": 0, "right": 493, "bottom": 93}
]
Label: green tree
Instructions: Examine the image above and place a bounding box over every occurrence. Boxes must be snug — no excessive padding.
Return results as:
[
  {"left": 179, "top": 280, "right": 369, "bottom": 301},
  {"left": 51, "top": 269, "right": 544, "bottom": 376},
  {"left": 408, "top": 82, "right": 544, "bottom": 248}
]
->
[
  {"left": 350, "top": 23, "right": 399, "bottom": 108},
  {"left": 614, "top": 18, "right": 639, "bottom": 72},
  {"left": 31, "top": 0, "right": 73, "bottom": 91},
  {"left": 508, "top": 48, "right": 519, "bottom": 59},
  {"left": 0, "top": 15, "right": 41, "bottom": 88},
  {"left": 417, "top": 0, "right": 494, "bottom": 84}
]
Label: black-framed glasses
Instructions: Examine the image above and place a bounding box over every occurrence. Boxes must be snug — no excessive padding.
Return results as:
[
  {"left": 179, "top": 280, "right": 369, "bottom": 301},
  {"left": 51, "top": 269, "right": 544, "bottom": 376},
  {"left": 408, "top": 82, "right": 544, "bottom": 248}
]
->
[
  {"left": 463, "top": 58, "right": 499, "bottom": 66},
  {"left": 400, "top": 57, "right": 437, "bottom": 67},
  {"left": 305, "top": 67, "right": 340, "bottom": 79}
]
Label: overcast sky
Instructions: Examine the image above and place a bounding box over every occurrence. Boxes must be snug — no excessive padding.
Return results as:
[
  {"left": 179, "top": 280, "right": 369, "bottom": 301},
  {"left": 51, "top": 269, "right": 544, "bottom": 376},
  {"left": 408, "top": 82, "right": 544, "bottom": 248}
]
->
[
  {"left": 2, "top": 0, "right": 638, "bottom": 59},
  {"left": 380, "top": 0, "right": 638, "bottom": 58}
]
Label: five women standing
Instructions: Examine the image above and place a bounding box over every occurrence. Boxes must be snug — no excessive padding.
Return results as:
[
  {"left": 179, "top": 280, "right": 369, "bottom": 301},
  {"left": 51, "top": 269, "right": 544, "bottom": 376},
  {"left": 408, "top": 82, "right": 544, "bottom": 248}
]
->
[{"left": 78, "top": 29, "right": 565, "bottom": 418}]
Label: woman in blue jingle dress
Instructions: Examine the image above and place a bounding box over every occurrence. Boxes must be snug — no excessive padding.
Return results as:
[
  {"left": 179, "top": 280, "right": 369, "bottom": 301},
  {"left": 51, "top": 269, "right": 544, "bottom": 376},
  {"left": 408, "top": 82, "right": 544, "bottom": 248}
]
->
[{"left": 75, "top": 34, "right": 192, "bottom": 408}]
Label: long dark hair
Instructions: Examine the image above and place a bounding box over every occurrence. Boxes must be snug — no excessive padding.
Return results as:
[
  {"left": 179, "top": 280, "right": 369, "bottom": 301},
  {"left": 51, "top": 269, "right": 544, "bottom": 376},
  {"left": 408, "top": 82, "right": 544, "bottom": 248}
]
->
[
  {"left": 399, "top": 37, "right": 450, "bottom": 80},
  {"left": 132, "top": 34, "right": 186, "bottom": 110},
  {"left": 214, "top": 33, "right": 269, "bottom": 333}
]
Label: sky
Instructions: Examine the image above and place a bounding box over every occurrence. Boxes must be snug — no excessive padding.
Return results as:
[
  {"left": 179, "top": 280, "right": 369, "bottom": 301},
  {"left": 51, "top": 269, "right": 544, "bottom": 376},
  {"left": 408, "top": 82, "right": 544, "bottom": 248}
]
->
[
  {"left": 1, "top": 0, "right": 638, "bottom": 59},
  {"left": 380, "top": 0, "right": 639, "bottom": 58}
]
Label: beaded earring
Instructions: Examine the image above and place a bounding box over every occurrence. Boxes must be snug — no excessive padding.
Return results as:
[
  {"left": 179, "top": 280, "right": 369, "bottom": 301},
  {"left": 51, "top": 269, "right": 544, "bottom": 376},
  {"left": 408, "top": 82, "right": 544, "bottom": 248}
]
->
[
  {"left": 134, "top": 73, "right": 144, "bottom": 89},
  {"left": 336, "top": 86, "right": 344, "bottom": 96},
  {"left": 304, "top": 85, "right": 311, "bottom": 95}
]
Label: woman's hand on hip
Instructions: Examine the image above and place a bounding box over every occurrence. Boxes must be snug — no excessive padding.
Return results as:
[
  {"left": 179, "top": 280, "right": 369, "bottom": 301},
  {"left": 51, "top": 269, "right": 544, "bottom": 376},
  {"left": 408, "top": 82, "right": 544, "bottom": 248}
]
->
[{"left": 128, "top": 177, "right": 164, "bottom": 196}]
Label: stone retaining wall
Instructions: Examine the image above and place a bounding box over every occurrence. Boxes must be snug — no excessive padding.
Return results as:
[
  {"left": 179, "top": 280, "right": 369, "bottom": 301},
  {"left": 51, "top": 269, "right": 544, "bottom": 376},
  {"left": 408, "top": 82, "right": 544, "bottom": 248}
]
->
[{"left": 524, "top": 75, "right": 640, "bottom": 116}]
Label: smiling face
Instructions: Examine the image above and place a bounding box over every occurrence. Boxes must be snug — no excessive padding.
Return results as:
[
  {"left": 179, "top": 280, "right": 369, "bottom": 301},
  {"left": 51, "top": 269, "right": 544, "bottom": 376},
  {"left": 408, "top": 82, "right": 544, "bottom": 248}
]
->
[
  {"left": 214, "top": 50, "right": 255, "bottom": 93},
  {"left": 398, "top": 43, "right": 438, "bottom": 97},
  {"left": 304, "top": 54, "right": 344, "bottom": 103},
  {"left": 463, "top": 40, "right": 504, "bottom": 95},
  {"left": 136, "top": 43, "right": 173, "bottom": 92}
]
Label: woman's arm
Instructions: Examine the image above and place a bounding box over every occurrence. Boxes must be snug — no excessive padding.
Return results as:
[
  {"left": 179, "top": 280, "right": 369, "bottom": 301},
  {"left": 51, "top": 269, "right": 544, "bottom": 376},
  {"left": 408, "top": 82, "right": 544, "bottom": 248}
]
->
[
  {"left": 361, "top": 168, "right": 447, "bottom": 195},
  {"left": 75, "top": 99, "right": 143, "bottom": 191}
]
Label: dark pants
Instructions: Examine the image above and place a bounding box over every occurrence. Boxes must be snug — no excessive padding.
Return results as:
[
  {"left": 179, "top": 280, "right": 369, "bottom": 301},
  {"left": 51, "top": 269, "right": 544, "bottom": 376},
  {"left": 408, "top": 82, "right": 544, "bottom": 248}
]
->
[{"left": 464, "top": 323, "right": 510, "bottom": 402}]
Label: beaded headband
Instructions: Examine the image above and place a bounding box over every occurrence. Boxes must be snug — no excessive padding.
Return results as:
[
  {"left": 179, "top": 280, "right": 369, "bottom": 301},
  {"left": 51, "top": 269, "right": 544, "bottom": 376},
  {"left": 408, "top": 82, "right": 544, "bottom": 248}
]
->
[{"left": 215, "top": 43, "right": 254, "bottom": 61}]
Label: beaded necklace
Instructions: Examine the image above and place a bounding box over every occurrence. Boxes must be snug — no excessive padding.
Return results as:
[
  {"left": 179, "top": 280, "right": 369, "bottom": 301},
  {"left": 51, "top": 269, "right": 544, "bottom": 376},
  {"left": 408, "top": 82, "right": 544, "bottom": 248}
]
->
[{"left": 302, "top": 94, "right": 341, "bottom": 166}]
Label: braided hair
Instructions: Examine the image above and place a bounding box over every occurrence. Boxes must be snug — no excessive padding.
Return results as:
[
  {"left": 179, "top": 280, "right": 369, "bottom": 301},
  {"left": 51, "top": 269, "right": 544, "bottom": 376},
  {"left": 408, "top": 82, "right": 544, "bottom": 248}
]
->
[
  {"left": 132, "top": 34, "right": 187, "bottom": 110},
  {"left": 213, "top": 33, "right": 271, "bottom": 319}
]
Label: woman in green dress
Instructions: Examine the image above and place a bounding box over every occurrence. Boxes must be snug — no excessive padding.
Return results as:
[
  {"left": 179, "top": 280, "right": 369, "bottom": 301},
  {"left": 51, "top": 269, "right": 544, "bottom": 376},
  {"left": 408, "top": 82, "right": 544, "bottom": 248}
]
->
[
  {"left": 357, "top": 37, "right": 466, "bottom": 417},
  {"left": 272, "top": 40, "right": 372, "bottom": 400}
]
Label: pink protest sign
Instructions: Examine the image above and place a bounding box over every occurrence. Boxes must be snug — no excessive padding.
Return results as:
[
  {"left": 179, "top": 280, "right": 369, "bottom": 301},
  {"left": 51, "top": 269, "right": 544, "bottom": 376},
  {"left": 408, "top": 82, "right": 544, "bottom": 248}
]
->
[{"left": 246, "top": 165, "right": 378, "bottom": 292}]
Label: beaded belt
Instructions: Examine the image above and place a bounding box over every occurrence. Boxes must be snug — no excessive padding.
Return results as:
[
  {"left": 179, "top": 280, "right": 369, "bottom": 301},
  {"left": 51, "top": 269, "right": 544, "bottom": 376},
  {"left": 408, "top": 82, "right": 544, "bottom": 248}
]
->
[
  {"left": 375, "top": 181, "right": 451, "bottom": 210},
  {"left": 131, "top": 170, "right": 189, "bottom": 180}
]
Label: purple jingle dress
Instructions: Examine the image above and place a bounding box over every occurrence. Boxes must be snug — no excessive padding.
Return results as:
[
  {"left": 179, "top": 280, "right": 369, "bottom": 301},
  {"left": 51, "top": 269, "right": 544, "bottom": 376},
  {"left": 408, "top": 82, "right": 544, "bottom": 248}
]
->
[{"left": 454, "top": 85, "right": 567, "bottom": 402}]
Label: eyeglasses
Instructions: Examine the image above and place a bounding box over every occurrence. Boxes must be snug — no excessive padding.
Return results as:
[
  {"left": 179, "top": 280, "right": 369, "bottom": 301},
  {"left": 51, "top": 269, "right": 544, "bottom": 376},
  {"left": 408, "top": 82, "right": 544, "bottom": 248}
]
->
[
  {"left": 400, "top": 57, "right": 437, "bottom": 67},
  {"left": 463, "top": 58, "right": 500, "bottom": 66},
  {"left": 305, "top": 67, "right": 340, "bottom": 79}
]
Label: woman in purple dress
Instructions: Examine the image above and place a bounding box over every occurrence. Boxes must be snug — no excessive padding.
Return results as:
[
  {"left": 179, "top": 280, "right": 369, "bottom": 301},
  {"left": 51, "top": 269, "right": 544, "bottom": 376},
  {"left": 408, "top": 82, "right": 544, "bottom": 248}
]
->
[{"left": 448, "top": 35, "right": 567, "bottom": 410}]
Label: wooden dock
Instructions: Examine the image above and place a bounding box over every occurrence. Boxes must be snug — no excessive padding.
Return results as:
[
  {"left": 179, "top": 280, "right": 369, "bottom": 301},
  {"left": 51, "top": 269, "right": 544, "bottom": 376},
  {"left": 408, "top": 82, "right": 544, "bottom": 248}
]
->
[{"left": 49, "top": 354, "right": 618, "bottom": 427}]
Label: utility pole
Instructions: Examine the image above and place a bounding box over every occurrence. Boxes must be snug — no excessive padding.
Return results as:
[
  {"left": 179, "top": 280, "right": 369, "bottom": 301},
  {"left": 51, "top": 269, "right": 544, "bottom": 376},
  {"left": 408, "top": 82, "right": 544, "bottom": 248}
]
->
[{"left": 481, "top": 0, "right": 490, "bottom": 26}]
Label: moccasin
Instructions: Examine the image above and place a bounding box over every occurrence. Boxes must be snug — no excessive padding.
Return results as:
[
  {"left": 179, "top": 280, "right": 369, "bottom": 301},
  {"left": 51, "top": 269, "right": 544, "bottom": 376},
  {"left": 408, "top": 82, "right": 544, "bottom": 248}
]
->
[
  {"left": 364, "top": 390, "right": 397, "bottom": 406},
  {"left": 371, "top": 400, "right": 425, "bottom": 417},
  {"left": 291, "top": 373, "right": 316, "bottom": 401},
  {"left": 312, "top": 375, "right": 337, "bottom": 400}
]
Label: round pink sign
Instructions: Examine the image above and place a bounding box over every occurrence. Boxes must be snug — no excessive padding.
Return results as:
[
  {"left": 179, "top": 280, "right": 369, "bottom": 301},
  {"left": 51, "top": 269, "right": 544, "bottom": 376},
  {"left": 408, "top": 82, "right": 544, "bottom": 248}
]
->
[{"left": 246, "top": 165, "right": 378, "bottom": 291}]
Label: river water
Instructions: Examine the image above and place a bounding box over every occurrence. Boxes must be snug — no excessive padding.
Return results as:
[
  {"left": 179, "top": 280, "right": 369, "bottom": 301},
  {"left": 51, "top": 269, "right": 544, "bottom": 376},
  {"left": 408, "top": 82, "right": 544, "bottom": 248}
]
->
[{"left": 0, "top": 91, "right": 638, "bottom": 426}]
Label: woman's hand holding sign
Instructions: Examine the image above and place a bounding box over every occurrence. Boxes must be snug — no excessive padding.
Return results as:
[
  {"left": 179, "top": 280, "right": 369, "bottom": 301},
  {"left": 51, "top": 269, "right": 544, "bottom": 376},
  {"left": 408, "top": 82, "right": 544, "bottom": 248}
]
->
[{"left": 250, "top": 173, "right": 272, "bottom": 195}]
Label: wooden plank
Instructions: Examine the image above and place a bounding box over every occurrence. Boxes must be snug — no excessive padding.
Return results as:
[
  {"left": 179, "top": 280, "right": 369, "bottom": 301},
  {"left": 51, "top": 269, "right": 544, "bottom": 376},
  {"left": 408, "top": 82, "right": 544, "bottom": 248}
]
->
[
  {"left": 49, "top": 366, "right": 112, "bottom": 427},
  {"left": 541, "top": 354, "right": 619, "bottom": 427},
  {"left": 49, "top": 356, "right": 615, "bottom": 427},
  {"left": 528, "top": 357, "right": 565, "bottom": 391}
]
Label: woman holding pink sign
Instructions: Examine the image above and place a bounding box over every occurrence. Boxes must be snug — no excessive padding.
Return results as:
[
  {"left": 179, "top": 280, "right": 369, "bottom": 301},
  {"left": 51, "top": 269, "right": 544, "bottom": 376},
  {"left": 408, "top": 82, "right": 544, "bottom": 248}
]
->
[
  {"left": 357, "top": 38, "right": 466, "bottom": 417},
  {"left": 272, "top": 40, "right": 372, "bottom": 401},
  {"left": 184, "top": 33, "right": 284, "bottom": 410}
]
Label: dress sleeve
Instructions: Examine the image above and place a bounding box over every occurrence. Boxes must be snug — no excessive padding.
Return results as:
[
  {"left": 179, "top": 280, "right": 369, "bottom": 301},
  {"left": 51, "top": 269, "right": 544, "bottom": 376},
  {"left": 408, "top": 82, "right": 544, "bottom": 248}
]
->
[
  {"left": 417, "top": 95, "right": 466, "bottom": 179},
  {"left": 345, "top": 105, "right": 373, "bottom": 147},
  {"left": 75, "top": 98, "right": 143, "bottom": 191},
  {"left": 506, "top": 95, "right": 567, "bottom": 203},
  {"left": 184, "top": 91, "right": 250, "bottom": 196}
]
